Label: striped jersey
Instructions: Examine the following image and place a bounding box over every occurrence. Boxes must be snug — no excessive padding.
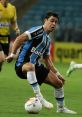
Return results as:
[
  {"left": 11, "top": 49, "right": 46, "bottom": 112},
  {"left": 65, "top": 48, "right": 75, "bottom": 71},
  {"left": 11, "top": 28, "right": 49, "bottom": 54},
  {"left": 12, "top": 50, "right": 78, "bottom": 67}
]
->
[
  {"left": 0, "top": 2, "right": 17, "bottom": 43},
  {"left": 16, "top": 26, "right": 51, "bottom": 66}
]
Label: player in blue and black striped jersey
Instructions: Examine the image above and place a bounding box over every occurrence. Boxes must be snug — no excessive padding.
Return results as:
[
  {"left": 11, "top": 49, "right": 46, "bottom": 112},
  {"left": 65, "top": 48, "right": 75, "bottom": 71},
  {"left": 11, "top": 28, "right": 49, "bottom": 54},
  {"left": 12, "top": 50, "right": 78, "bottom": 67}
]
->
[
  {"left": 15, "top": 25, "right": 51, "bottom": 66},
  {"left": 6, "top": 11, "right": 77, "bottom": 114}
]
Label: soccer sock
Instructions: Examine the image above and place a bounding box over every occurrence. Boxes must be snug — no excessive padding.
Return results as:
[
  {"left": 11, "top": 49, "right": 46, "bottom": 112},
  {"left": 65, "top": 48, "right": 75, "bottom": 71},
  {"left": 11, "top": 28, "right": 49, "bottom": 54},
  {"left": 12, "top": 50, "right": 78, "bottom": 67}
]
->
[
  {"left": 27, "top": 71, "right": 43, "bottom": 100},
  {"left": 54, "top": 87, "right": 65, "bottom": 108},
  {"left": 74, "top": 64, "right": 82, "bottom": 69}
]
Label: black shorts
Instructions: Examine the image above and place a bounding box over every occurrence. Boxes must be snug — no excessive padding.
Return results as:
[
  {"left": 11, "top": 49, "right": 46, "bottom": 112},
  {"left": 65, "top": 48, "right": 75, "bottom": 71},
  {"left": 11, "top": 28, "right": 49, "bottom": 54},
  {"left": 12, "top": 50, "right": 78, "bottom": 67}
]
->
[
  {"left": 15, "top": 63, "right": 49, "bottom": 85},
  {"left": 0, "top": 43, "right": 9, "bottom": 56},
  {"left": 0, "top": 35, "right": 10, "bottom": 56}
]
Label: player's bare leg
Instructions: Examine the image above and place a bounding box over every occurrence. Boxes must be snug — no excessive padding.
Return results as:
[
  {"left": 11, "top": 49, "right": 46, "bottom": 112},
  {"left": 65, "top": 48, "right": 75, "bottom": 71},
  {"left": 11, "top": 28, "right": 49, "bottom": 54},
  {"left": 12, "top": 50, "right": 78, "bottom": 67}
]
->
[
  {"left": 23, "top": 63, "right": 53, "bottom": 109},
  {"left": 44, "top": 70, "right": 77, "bottom": 114},
  {"left": 0, "top": 51, "right": 5, "bottom": 71}
]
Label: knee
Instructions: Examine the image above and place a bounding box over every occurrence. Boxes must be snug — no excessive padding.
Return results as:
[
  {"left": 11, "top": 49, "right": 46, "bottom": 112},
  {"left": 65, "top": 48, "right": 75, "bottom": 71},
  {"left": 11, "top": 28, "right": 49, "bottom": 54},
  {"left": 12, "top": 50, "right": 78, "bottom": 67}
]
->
[
  {"left": 22, "top": 63, "right": 35, "bottom": 72},
  {"left": 55, "top": 80, "right": 63, "bottom": 88}
]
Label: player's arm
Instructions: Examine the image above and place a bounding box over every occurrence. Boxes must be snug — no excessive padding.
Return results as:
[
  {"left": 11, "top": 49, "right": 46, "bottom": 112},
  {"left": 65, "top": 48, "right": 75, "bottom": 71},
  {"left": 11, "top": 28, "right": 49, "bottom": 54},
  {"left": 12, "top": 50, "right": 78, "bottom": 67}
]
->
[
  {"left": 11, "top": 20, "right": 20, "bottom": 36},
  {"left": 44, "top": 57, "right": 65, "bottom": 83},
  {"left": 43, "top": 44, "right": 58, "bottom": 73},
  {"left": 12, "top": 33, "right": 28, "bottom": 54},
  {"left": 44, "top": 56, "right": 58, "bottom": 73},
  {"left": 6, "top": 32, "right": 29, "bottom": 62},
  {"left": 11, "top": 6, "right": 20, "bottom": 35}
]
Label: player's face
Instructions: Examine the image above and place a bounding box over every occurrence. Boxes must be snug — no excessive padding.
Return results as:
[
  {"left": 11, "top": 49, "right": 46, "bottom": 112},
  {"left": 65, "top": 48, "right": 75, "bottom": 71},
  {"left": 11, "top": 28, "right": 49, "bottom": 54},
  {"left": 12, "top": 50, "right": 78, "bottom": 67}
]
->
[
  {"left": 44, "top": 16, "right": 58, "bottom": 33},
  {"left": 1, "top": 0, "right": 8, "bottom": 2},
  {"left": 5, "top": 0, "right": 9, "bottom": 7},
  {"left": 1, "top": 0, "right": 9, "bottom": 5}
]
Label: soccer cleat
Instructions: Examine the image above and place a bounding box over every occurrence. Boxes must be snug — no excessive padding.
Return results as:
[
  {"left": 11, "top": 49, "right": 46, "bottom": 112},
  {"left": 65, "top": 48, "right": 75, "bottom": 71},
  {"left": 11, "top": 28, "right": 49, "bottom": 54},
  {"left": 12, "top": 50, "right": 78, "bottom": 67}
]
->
[
  {"left": 40, "top": 98, "right": 53, "bottom": 109},
  {"left": 66, "top": 61, "right": 76, "bottom": 77},
  {"left": 57, "top": 107, "right": 77, "bottom": 114}
]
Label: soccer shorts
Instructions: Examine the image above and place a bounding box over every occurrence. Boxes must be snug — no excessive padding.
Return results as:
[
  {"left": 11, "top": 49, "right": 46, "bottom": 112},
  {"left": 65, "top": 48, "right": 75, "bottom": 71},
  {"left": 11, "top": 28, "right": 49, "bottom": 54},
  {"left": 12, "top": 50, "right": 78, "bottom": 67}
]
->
[
  {"left": 0, "top": 43, "right": 9, "bottom": 56},
  {"left": 15, "top": 63, "right": 49, "bottom": 85},
  {"left": 0, "top": 35, "right": 10, "bottom": 56}
]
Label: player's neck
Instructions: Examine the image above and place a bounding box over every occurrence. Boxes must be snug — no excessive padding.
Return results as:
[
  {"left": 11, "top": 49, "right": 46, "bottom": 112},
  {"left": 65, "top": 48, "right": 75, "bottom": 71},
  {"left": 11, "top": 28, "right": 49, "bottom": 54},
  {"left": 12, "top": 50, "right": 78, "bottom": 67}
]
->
[
  {"left": 1, "top": 1, "right": 8, "bottom": 7},
  {"left": 43, "top": 25, "right": 50, "bottom": 35}
]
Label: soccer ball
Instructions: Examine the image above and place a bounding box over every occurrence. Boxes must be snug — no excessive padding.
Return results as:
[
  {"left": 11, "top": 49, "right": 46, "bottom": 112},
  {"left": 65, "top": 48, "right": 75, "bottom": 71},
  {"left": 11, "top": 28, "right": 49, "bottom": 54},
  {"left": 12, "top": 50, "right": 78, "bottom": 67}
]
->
[{"left": 24, "top": 97, "right": 42, "bottom": 114}]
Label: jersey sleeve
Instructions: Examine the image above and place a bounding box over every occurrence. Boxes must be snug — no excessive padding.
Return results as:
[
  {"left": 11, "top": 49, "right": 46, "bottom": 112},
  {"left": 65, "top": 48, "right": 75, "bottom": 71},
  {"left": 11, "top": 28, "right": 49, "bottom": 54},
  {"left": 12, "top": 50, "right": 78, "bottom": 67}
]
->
[
  {"left": 24, "top": 26, "right": 43, "bottom": 40},
  {"left": 24, "top": 31, "right": 32, "bottom": 40}
]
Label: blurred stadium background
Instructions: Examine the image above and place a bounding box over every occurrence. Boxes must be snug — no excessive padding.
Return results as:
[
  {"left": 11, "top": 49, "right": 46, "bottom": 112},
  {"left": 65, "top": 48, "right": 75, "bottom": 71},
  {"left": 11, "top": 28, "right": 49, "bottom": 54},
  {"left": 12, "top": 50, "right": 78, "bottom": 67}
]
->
[{"left": 11, "top": 0, "right": 82, "bottom": 63}]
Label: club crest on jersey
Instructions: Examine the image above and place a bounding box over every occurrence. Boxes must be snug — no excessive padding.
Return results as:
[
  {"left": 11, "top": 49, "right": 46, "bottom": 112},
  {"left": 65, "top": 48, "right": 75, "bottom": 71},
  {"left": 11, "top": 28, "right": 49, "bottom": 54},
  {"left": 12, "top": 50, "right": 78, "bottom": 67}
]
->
[{"left": 31, "top": 47, "right": 42, "bottom": 56}]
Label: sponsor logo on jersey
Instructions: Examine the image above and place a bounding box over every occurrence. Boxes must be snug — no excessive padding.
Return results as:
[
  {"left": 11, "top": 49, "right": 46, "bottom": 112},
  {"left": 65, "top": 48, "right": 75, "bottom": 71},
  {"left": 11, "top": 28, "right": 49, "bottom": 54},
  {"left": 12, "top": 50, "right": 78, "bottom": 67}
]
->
[
  {"left": 31, "top": 47, "right": 42, "bottom": 56},
  {"left": 0, "top": 22, "right": 10, "bottom": 27}
]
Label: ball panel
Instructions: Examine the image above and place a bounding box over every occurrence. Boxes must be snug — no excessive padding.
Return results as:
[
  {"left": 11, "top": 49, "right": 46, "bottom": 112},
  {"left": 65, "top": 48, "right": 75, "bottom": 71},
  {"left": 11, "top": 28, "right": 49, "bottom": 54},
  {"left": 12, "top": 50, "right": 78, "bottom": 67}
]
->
[{"left": 24, "top": 97, "right": 42, "bottom": 114}]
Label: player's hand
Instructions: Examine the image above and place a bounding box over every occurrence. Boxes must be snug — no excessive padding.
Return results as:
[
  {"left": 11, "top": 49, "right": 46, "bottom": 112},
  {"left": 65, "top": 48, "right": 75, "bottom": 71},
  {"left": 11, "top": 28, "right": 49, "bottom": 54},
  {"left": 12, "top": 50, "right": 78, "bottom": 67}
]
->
[
  {"left": 6, "top": 53, "right": 15, "bottom": 63},
  {"left": 56, "top": 72, "right": 65, "bottom": 84},
  {"left": 16, "top": 28, "right": 20, "bottom": 36}
]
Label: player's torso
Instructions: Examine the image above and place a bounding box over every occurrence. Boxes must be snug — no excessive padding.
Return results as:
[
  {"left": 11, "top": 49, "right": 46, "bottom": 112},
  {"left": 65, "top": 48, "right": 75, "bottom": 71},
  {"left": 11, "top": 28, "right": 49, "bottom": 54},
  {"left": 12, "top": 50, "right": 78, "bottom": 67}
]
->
[
  {"left": 0, "top": 3, "right": 15, "bottom": 36},
  {"left": 16, "top": 26, "right": 51, "bottom": 66}
]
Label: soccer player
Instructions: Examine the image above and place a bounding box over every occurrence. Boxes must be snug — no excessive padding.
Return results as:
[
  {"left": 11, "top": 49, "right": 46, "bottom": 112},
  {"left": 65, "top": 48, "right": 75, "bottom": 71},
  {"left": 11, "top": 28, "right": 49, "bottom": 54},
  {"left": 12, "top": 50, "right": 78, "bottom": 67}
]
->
[
  {"left": 66, "top": 61, "right": 82, "bottom": 77},
  {"left": 6, "top": 11, "right": 77, "bottom": 114},
  {"left": 0, "top": 0, "right": 20, "bottom": 71}
]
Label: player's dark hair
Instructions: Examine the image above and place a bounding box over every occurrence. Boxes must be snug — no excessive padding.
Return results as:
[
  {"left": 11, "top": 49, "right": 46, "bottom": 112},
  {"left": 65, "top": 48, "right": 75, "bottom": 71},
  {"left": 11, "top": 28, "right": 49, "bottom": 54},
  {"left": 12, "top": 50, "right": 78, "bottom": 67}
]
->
[{"left": 41, "top": 11, "right": 59, "bottom": 22}]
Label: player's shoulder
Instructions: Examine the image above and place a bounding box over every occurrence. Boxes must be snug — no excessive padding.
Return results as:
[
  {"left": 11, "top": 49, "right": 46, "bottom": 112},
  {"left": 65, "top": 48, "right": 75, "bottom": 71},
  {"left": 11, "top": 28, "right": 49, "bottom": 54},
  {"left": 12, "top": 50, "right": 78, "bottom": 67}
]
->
[
  {"left": 28, "top": 25, "right": 43, "bottom": 33},
  {"left": 8, "top": 3, "right": 16, "bottom": 9}
]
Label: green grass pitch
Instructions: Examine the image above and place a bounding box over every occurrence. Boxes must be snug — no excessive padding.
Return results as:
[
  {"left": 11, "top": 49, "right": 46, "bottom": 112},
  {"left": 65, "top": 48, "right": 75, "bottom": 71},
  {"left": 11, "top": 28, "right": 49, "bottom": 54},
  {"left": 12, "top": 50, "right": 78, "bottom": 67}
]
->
[{"left": 0, "top": 61, "right": 82, "bottom": 117}]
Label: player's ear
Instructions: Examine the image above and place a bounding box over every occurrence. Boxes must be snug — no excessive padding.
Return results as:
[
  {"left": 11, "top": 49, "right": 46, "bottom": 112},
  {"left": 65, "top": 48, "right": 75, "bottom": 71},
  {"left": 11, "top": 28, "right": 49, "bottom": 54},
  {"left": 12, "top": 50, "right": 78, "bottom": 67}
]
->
[{"left": 43, "top": 18, "right": 47, "bottom": 23}]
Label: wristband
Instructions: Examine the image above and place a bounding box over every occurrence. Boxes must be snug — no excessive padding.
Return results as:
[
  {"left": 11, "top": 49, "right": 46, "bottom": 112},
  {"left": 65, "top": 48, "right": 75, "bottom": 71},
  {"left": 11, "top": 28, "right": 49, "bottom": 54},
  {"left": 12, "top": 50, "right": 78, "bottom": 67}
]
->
[{"left": 10, "top": 53, "right": 15, "bottom": 57}]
